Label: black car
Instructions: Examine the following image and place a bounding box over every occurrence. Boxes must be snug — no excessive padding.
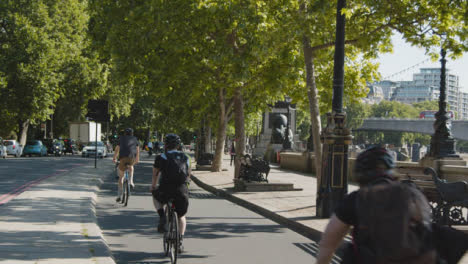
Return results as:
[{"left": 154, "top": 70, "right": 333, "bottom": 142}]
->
[{"left": 63, "top": 139, "right": 78, "bottom": 155}]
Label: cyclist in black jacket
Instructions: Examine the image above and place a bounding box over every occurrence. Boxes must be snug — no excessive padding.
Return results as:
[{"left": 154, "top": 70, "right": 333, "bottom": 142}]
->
[{"left": 151, "top": 134, "right": 191, "bottom": 253}]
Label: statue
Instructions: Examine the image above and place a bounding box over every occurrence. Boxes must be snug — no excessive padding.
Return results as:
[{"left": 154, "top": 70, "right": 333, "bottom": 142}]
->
[{"left": 271, "top": 114, "right": 287, "bottom": 144}]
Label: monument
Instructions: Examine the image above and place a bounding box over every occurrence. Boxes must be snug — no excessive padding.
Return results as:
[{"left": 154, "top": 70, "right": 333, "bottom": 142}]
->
[{"left": 252, "top": 100, "right": 298, "bottom": 162}]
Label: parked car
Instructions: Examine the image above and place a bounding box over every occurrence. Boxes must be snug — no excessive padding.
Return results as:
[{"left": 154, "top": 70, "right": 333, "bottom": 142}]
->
[
  {"left": 63, "top": 139, "right": 78, "bottom": 155},
  {"left": 3, "top": 140, "right": 23, "bottom": 157},
  {"left": 82, "top": 141, "right": 107, "bottom": 158},
  {"left": 0, "top": 140, "right": 6, "bottom": 159},
  {"left": 23, "top": 140, "right": 48, "bottom": 157}
]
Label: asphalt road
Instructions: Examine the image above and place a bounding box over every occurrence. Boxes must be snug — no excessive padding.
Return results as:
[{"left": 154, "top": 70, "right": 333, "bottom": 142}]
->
[
  {"left": 96, "top": 155, "right": 319, "bottom": 264},
  {"left": 0, "top": 154, "right": 91, "bottom": 206}
]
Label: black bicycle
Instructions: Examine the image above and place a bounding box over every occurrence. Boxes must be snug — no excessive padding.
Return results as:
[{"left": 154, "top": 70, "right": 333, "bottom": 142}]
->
[{"left": 163, "top": 199, "right": 180, "bottom": 264}]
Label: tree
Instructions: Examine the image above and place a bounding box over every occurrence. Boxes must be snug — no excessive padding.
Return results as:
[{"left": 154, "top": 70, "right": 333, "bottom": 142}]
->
[
  {"left": 0, "top": 0, "right": 106, "bottom": 144},
  {"left": 275, "top": 0, "right": 467, "bottom": 184}
]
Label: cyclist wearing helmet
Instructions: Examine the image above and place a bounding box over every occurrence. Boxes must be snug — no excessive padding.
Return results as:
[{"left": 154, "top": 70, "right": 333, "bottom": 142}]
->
[
  {"left": 151, "top": 133, "right": 191, "bottom": 253},
  {"left": 315, "top": 146, "right": 408, "bottom": 264},
  {"left": 315, "top": 146, "right": 468, "bottom": 264},
  {"left": 113, "top": 128, "right": 140, "bottom": 202}
]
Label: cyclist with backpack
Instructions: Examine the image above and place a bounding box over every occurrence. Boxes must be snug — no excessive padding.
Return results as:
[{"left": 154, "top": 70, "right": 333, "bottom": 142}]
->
[
  {"left": 113, "top": 128, "right": 140, "bottom": 202},
  {"left": 151, "top": 133, "right": 191, "bottom": 253},
  {"left": 315, "top": 146, "right": 468, "bottom": 264}
]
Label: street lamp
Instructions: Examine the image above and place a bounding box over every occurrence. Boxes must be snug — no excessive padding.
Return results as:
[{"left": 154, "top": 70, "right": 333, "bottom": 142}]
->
[
  {"left": 428, "top": 47, "right": 458, "bottom": 158},
  {"left": 283, "top": 97, "right": 293, "bottom": 150},
  {"left": 316, "top": 0, "right": 352, "bottom": 218}
]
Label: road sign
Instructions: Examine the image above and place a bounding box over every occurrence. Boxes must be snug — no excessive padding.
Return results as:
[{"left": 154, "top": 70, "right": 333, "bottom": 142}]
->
[{"left": 86, "top": 100, "right": 110, "bottom": 122}]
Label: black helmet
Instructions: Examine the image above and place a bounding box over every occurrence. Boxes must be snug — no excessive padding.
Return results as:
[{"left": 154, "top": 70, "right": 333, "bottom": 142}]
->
[
  {"left": 124, "top": 128, "right": 133, "bottom": 136},
  {"left": 354, "top": 146, "right": 396, "bottom": 185},
  {"left": 164, "top": 133, "right": 181, "bottom": 149}
]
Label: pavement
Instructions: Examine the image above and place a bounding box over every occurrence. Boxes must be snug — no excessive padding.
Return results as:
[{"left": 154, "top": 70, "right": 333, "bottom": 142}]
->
[{"left": 0, "top": 159, "right": 116, "bottom": 264}]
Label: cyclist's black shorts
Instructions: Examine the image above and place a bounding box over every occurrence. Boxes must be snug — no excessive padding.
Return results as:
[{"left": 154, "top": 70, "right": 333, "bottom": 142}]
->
[{"left": 152, "top": 183, "right": 189, "bottom": 217}]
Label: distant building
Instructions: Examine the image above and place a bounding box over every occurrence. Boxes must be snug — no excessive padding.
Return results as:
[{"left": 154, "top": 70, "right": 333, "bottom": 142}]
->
[
  {"left": 458, "top": 91, "right": 468, "bottom": 120},
  {"left": 413, "top": 68, "right": 460, "bottom": 114},
  {"left": 369, "top": 67, "right": 466, "bottom": 119},
  {"left": 391, "top": 82, "right": 439, "bottom": 103},
  {"left": 363, "top": 84, "right": 384, "bottom": 104},
  {"left": 374, "top": 80, "right": 399, "bottom": 100}
]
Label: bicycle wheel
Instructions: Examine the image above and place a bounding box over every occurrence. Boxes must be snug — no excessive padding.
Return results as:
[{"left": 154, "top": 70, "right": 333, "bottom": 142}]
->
[
  {"left": 163, "top": 207, "right": 170, "bottom": 256},
  {"left": 121, "top": 179, "right": 127, "bottom": 204},
  {"left": 123, "top": 177, "right": 130, "bottom": 206},
  {"left": 169, "top": 210, "right": 179, "bottom": 264}
]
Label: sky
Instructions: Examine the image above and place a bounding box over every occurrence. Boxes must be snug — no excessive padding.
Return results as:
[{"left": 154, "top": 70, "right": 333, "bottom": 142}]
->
[{"left": 375, "top": 33, "right": 468, "bottom": 92}]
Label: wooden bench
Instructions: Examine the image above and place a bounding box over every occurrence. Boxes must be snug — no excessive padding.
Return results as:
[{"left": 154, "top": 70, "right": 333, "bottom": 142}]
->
[{"left": 396, "top": 166, "right": 468, "bottom": 226}]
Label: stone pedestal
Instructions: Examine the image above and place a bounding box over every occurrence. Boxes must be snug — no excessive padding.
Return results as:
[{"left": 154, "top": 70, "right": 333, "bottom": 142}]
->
[
  {"left": 233, "top": 179, "right": 302, "bottom": 192},
  {"left": 419, "top": 155, "right": 467, "bottom": 173},
  {"left": 264, "top": 144, "right": 283, "bottom": 163},
  {"left": 196, "top": 164, "right": 212, "bottom": 171}
]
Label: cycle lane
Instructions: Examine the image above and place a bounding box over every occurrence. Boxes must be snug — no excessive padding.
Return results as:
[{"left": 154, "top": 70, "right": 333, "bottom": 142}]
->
[{"left": 97, "top": 155, "right": 317, "bottom": 264}]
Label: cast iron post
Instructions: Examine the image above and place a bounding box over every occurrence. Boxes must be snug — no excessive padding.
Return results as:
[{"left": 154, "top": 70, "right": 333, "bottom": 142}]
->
[
  {"left": 316, "top": 0, "right": 353, "bottom": 218},
  {"left": 428, "top": 48, "right": 458, "bottom": 158}
]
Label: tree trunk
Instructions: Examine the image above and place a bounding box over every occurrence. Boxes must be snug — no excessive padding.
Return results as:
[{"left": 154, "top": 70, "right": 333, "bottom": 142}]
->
[
  {"left": 303, "top": 36, "right": 323, "bottom": 187},
  {"left": 233, "top": 86, "right": 246, "bottom": 179},
  {"left": 18, "top": 119, "right": 30, "bottom": 146},
  {"left": 212, "top": 88, "right": 228, "bottom": 172}
]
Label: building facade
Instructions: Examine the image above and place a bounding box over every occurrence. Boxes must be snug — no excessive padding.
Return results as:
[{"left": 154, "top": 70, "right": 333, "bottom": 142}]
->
[
  {"left": 412, "top": 68, "right": 460, "bottom": 113},
  {"left": 368, "top": 68, "right": 466, "bottom": 119},
  {"left": 458, "top": 91, "right": 468, "bottom": 120}
]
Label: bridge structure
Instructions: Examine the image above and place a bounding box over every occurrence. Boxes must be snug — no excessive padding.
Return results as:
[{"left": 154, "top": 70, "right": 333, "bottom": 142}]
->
[{"left": 357, "top": 118, "right": 468, "bottom": 141}]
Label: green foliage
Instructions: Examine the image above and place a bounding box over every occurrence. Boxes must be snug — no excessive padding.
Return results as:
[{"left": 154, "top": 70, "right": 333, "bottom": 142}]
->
[
  {"left": 345, "top": 101, "right": 371, "bottom": 130},
  {"left": 0, "top": 0, "right": 108, "bottom": 139},
  {"left": 412, "top": 100, "right": 439, "bottom": 112}
]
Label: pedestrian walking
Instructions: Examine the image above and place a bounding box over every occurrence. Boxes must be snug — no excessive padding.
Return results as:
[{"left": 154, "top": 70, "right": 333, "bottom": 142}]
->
[{"left": 315, "top": 146, "right": 468, "bottom": 264}]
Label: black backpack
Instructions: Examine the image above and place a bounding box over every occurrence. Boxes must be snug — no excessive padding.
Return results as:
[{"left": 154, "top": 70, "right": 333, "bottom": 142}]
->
[
  {"left": 354, "top": 179, "right": 437, "bottom": 264},
  {"left": 162, "top": 152, "right": 189, "bottom": 185}
]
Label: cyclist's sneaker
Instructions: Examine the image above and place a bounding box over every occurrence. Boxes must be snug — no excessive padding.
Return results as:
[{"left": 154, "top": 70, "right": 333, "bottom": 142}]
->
[
  {"left": 178, "top": 237, "right": 184, "bottom": 253},
  {"left": 130, "top": 183, "right": 135, "bottom": 190},
  {"left": 116, "top": 197, "right": 121, "bottom": 203},
  {"left": 157, "top": 216, "right": 167, "bottom": 233}
]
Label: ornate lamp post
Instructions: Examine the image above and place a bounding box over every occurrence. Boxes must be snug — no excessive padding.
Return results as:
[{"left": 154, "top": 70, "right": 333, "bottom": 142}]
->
[
  {"left": 428, "top": 48, "right": 458, "bottom": 158},
  {"left": 316, "top": 0, "right": 353, "bottom": 218}
]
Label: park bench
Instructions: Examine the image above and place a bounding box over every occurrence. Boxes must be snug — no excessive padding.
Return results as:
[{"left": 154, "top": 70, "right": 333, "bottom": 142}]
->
[
  {"left": 239, "top": 154, "right": 270, "bottom": 183},
  {"left": 395, "top": 166, "right": 468, "bottom": 226}
]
